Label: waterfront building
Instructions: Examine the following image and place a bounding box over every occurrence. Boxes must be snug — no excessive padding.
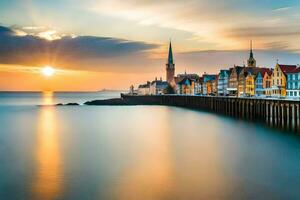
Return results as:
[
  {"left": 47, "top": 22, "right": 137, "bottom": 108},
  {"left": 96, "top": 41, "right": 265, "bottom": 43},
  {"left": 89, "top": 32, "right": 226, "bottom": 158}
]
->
[
  {"left": 254, "top": 71, "right": 264, "bottom": 97},
  {"left": 166, "top": 42, "right": 175, "bottom": 87},
  {"left": 137, "top": 81, "right": 150, "bottom": 95},
  {"left": 203, "top": 74, "right": 218, "bottom": 95},
  {"left": 238, "top": 67, "right": 259, "bottom": 97},
  {"left": 196, "top": 77, "right": 204, "bottom": 95},
  {"left": 286, "top": 67, "right": 300, "bottom": 99},
  {"left": 176, "top": 77, "right": 195, "bottom": 94},
  {"left": 263, "top": 69, "right": 273, "bottom": 96},
  {"left": 227, "top": 65, "right": 244, "bottom": 96},
  {"left": 245, "top": 72, "right": 255, "bottom": 97},
  {"left": 175, "top": 71, "right": 200, "bottom": 95},
  {"left": 150, "top": 78, "right": 168, "bottom": 95},
  {"left": 211, "top": 77, "right": 219, "bottom": 95},
  {"left": 238, "top": 42, "right": 259, "bottom": 97},
  {"left": 254, "top": 68, "right": 272, "bottom": 97},
  {"left": 217, "top": 69, "right": 230, "bottom": 96},
  {"left": 271, "top": 63, "right": 297, "bottom": 97}
]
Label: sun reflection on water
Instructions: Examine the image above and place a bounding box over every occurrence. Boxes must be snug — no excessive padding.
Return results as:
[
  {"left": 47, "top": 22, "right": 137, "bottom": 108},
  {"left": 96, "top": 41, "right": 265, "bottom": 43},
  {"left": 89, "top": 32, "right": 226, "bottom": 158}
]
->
[
  {"left": 41, "top": 91, "right": 54, "bottom": 105},
  {"left": 31, "top": 91, "right": 63, "bottom": 200}
]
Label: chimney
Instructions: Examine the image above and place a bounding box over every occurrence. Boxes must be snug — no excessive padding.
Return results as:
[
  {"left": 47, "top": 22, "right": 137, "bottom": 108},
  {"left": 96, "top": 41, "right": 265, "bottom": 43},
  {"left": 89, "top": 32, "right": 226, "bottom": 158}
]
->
[{"left": 160, "top": 77, "right": 162, "bottom": 81}]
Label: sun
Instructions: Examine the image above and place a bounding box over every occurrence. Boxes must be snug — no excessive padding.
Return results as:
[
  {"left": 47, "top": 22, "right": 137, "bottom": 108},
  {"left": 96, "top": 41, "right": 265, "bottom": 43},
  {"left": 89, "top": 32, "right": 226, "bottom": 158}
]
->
[{"left": 41, "top": 66, "right": 55, "bottom": 77}]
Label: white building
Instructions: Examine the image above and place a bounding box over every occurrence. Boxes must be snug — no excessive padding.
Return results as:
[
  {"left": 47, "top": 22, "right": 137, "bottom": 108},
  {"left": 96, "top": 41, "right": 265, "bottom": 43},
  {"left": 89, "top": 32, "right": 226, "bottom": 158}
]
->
[
  {"left": 137, "top": 81, "right": 150, "bottom": 95},
  {"left": 150, "top": 79, "right": 168, "bottom": 95}
]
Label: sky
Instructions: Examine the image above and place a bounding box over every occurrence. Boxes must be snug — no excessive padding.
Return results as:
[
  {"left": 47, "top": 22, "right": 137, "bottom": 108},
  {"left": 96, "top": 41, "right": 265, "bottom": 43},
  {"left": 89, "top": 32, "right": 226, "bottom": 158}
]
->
[{"left": 0, "top": 0, "right": 300, "bottom": 91}]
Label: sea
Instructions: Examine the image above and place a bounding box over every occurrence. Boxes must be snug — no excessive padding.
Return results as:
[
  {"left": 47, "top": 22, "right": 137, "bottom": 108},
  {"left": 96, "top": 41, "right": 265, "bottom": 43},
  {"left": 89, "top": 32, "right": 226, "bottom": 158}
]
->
[{"left": 0, "top": 91, "right": 300, "bottom": 200}]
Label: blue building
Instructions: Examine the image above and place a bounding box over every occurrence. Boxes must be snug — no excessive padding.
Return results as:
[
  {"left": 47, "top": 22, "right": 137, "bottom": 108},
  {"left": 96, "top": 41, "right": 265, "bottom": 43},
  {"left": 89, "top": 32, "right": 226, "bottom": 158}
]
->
[
  {"left": 286, "top": 67, "right": 300, "bottom": 98},
  {"left": 217, "top": 69, "right": 230, "bottom": 96}
]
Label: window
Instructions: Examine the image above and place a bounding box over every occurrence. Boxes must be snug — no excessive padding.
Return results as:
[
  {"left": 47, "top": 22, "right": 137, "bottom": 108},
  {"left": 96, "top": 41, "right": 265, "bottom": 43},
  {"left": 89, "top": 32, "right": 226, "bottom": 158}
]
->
[{"left": 294, "top": 91, "right": 297, "bottom": 96}]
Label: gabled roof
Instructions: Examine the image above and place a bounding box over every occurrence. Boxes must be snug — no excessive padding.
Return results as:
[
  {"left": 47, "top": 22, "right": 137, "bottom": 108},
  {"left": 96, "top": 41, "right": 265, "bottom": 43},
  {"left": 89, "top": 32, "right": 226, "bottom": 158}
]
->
[
  {"left": 240, "top": 67, "right": 259, "bottom": 77},
  {"left": 151, "top": 80, "right": 168, "bottom": 86},
  {"left": 203, "top": 74, "right": 217, "bottom": 82},
  {"left": 278, "top": 64, "right": 297, "bottom": 74},
  {"left": 177, "top": 73, "right": 200, "bottom": 80},
  {"left": 284, "top": 66, "right": 300, "bottom": 74},
  {"left": 177, "top": 77, "right": 193, "bottom": 85},
  {"left": 259, "top": 68, "right": 273, "bottom": 76},
  {"left": 293, "top": 67, "right": 300, "bottom": 73},
  {"left": 138, "top": 81, "right": 150, "bottom": 88},
  {"left": 234, "top": 66, "right": 244, "bottom": 75}
]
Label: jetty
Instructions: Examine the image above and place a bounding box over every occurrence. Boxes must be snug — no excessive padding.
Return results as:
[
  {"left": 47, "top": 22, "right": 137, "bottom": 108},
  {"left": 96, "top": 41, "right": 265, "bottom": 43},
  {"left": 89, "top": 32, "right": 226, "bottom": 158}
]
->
[{"left": 117, "top": 94, "right": 299, "bottom": 132}]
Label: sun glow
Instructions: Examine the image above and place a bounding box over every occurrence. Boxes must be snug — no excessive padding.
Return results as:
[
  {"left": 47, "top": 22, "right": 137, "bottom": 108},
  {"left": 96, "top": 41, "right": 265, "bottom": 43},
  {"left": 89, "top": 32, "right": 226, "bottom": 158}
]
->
[{"left": 42, "top": 66, "right": 55, "bottom": 77}]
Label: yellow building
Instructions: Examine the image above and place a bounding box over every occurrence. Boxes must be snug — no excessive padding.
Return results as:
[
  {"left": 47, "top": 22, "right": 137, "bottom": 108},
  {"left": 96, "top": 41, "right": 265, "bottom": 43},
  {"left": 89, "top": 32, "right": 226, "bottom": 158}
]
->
[
  {"left": 271, "top": 63, "right": 297, "bottom": 97},
  {"left": 245, "top": 74, "right": 255, "bottom": 96},
  {"left": 262, "top": 69, "right": 272, "bottom": 96}
]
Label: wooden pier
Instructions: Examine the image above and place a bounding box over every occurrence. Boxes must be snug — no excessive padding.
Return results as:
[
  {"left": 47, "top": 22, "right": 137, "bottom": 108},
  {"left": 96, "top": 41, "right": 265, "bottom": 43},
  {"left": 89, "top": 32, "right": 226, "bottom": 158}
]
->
[{"left": 121, "top": 94, "right": 300, "bottom": 133}]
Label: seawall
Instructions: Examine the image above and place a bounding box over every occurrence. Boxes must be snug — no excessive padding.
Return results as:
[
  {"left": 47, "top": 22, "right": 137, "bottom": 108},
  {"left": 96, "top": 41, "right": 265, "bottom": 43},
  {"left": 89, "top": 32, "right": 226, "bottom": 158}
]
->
[{"left": 121, "top": 94, "right": 300, "bottom": 133}]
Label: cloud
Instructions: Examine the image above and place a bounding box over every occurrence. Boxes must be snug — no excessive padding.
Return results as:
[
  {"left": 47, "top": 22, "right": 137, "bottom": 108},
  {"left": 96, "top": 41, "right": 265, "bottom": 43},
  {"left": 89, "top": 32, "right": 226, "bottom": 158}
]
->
[
  {"left": 272, "top": 7, "right": 292, "bottom": 12},
  {"left": 226, "top": 26, "right": 300, "bottom": 38},
  {"left": 88, "top": 0, "right": 300, "bottom": 50},
  {"left": 0, "top": 25, "right": 159, "bottom": 72}
]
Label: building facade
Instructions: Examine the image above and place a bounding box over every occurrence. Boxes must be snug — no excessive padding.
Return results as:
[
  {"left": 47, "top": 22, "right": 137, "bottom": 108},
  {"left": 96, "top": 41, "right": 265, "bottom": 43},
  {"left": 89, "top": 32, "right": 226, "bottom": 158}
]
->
[
  {"left": 150, "top": 79, "right": 168, "bottom": 95},
  {"left": 228, "top": 66, "right": 243, "bottom": 96},
  {"left": 286, "top": 67, "right": 300, "bottom": 98},
  {"left": 137, "top": 81, "right": 150, "bottom": 95},
  {"left": 203, "top": 74, "right": 217, "bottom": 95},
  {"left": 271, "top": 64, "right": 297, "bottom": 97},
  {"left": 217, "top": 69, "right": 230, "bottom": 96},
  {"left": 263, "top": 69, "right": 273, "bottom": 96},
  {"left": 176, "top": 78, "right": 195, "bottom": 95}
]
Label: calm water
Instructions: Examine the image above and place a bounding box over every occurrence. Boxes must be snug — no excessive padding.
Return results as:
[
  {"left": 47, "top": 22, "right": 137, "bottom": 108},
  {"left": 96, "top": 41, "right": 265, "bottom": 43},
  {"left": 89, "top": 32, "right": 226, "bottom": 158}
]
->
[{"left": 0, "top": 92, "right": 300, "bottom": 200}]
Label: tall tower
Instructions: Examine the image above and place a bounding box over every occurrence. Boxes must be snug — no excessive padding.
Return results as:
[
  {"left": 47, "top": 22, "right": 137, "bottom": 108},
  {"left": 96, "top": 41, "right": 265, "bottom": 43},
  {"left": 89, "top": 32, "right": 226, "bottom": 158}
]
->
[
  {"left": 166, "top": 41, "right": 175, "bottom": 85},
  {"left": 247, "top": 40, "right": 256, "bottom": 67}
]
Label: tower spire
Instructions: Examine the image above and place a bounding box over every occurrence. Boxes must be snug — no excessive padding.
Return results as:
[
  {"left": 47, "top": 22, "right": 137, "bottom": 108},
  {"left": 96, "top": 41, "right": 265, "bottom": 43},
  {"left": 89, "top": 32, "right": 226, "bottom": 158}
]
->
[
  {"left": 247, "top": 40, "right": 256, "bottom": 67},
  {"left": 166, "top": 40, "right": 175, "bottom": 85},
  {"left": 168, "top": 41, "right": 173, "bottom": 64},
  {"left": 250, "top": 40, "right": 253, "bottom": 58}
]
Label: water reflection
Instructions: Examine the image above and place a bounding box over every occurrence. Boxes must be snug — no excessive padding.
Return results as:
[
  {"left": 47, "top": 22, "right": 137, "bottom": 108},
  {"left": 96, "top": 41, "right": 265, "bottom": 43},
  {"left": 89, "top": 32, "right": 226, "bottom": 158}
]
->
[
  {"left": 112, "top": 108, "right": 174, "bottom": 199},
  {"left": 31, "top": 92, "right": 63, "bottom": 200},
  {"left": 41, "top": 91, "right": 55, "bottom": 105}
]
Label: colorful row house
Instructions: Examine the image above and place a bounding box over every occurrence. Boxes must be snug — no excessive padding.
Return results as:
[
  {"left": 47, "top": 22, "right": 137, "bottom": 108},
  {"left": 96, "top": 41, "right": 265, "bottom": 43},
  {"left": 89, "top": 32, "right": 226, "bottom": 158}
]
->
[
  {"left": 176, "top": 77, "right": 195, "bottom": 95},
  {"left": 217, "top": 69, "right": 230, "bottom": 96},
  {"left": 286, "top": 67, "right": 300, "bottom": 98},
  {"left": 271, "top": 64, "right": 297, "bottom": 98}
]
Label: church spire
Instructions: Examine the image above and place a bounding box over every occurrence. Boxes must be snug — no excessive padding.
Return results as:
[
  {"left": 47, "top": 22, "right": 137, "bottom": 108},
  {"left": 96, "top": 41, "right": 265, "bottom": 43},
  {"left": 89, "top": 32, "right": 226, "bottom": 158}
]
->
[
  {"left": 168, "top": 41, "right": 174, "bottom": 64},
  {"left": 166, "top": 40, "right": 175, "bottom": 85},
  {"left": 250, "top": 40, "right": 253, "bottom": 58},
  {"left": 247, "top": 40, "right": 256, "bottom": 67}
]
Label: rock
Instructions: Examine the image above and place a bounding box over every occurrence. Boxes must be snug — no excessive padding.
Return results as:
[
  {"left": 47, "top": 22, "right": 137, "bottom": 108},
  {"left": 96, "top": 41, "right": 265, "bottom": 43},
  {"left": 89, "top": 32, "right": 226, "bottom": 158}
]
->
[{"left": 55, "top": 103, "right": 79, "bottom": 106}]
